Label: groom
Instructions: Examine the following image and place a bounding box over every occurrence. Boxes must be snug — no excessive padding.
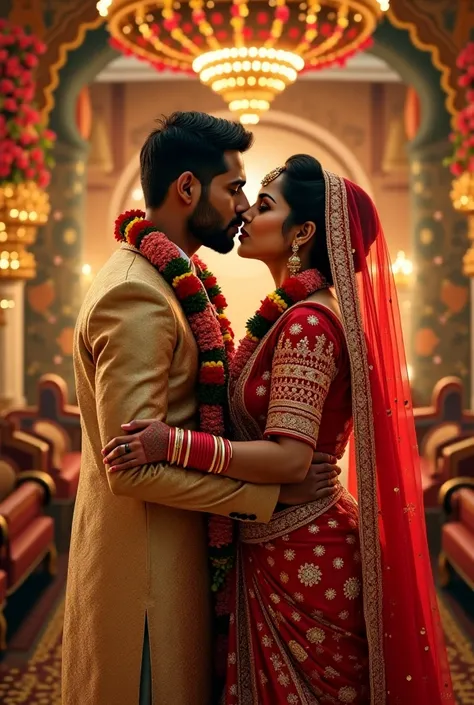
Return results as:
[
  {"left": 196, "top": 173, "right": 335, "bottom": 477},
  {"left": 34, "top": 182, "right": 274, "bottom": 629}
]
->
[{"left": 63, "top": 111, "right": 341, "bottom": 705}]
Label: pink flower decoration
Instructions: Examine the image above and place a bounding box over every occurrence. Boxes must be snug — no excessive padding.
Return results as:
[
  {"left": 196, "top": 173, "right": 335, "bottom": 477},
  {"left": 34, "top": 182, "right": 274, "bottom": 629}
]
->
[
  {"left": 23, "top": 53, "right": 38, "bottom": 69},
  {"left": 188, "top": 309, "right": 224, "bottom": 351},
  {"left": 450, "top": 162, "right": 463, "bottom": 176},
  {"left": 208, "top": 515, "right": 234, "bottom": 548},
  {"left": 0, "top": 78, "right": 14, "bottom": 93},
  {"left": 3, "top": 97, "right": 17, "bottom": 112},
  {"left": 18, "top": 35, "right": 32, "bottom": 50},
  {"left": 38, "top": 171, "right": 51, "bottom": 188},
  {"left": 200, "top": 405, "right": 225, "bottom": 435},
  {"left": 211, "top": 12, "right": 224, "bottom": 25},
  {"left": 141, "top": 231, "right": 178, "bottom": 268},
  {"left": 275, "top": 6, "right": 289, "bottom": 21},
  {"left": 30, "top": 147, "right": 44, "bottom": 163}
]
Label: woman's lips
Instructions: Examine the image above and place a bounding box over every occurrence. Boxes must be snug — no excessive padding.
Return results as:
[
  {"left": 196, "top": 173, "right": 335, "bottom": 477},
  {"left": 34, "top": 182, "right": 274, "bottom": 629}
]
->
[{"left": 239, "top": 229, "right": 249, "bottom": 242}]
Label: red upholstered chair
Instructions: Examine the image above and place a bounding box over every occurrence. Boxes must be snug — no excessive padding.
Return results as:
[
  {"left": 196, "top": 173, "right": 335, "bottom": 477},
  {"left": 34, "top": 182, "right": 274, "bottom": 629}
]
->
[
  {"left": 0, "top": 430, "right": 57, "bottom": 651},
  {"left": 5, "top": 374, "right": 81, "bottom": 501},
  {"left": 438, "top": 437, "right": 474, "bottom": 484},
  {"left": 418, "top": 422, "right": 463, "bottom": 508},
  {"left": 0, "top": 569, "right": 7, "bottom": 651},
  {"left": 438, "top": 477, "right": 474, "bottom": 591},
  {"left": 414, "top": 377, "right": 474, "bottom": 509},
  {"left": 5, "top": 375, "right": 81, "bottom": 551}
]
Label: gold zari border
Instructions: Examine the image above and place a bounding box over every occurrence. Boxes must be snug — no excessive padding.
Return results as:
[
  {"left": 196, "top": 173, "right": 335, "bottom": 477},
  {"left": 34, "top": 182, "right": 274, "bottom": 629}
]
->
[{"left": 324, "top": 169, "right": 386, "bottom": 703}]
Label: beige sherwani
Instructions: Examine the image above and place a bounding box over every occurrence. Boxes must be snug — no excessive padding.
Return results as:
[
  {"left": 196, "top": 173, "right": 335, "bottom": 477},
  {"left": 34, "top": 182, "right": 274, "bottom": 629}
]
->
[{"left": 62, "top": 245, "right": 279, "bottom": 705}]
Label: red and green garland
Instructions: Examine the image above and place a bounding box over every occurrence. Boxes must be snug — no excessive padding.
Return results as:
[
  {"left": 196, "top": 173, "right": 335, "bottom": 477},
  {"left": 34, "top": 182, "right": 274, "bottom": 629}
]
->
[
  {"left": 231, "top": 268, "right": 329, "bottom": 382},
  {"left": 114, "top": 209, "right": 235, "bottom": 596},
  {"left": 114, "top": 210, "right": 329, "bottom": 676}
]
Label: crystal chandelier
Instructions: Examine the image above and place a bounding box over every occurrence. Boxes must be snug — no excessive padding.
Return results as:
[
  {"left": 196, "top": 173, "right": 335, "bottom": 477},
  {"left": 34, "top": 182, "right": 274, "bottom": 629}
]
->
[{"left": 98, "top": 0, "right": 390, "bottom": 124}]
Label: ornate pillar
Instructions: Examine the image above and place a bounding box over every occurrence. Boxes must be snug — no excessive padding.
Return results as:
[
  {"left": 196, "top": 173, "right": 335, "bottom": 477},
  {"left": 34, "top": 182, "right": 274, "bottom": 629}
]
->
[
  {"left": 0, "top": 185, "right": 50, "bottom": 411},
  {"left": 0, "top": 282, "right": 24, "bottom": 411},
  {"left": 450, "top": 175, "right": 474, "bottom": 408},
  {"left": 409, "top": 141, "right": 470, "bottom": 403},
  {"left": 24, "top": 140, "right": 88, "bottom": 402}
]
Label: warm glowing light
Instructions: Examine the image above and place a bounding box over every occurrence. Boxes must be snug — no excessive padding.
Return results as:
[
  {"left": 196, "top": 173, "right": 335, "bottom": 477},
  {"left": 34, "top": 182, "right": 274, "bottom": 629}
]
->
[
  {"left": 194, "top": 46, "right": 304, "bottom": 123},
  {"left": 132, "top": 187, "right": 143, "bottom": 201},
  {"left": 392, "top": 250, "right": 413, "bottom": 288},
  {"left": 100, "top": 0, "right": 389, "bottom": 122},
  {"left": 0, "top": 299, "right": 15, "bottom": 309},
  {"left": 96, "top": 0, "right": 112, "bottom": 17},
  {"left": 82, "top": 263, "right": 92, "bottom": 276}
]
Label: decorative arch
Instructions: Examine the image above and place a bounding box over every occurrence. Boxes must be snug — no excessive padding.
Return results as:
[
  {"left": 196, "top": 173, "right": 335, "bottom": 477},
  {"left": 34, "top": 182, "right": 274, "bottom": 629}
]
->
[{"left": 387, "top": 5, "right": 458, "bottom": 120}]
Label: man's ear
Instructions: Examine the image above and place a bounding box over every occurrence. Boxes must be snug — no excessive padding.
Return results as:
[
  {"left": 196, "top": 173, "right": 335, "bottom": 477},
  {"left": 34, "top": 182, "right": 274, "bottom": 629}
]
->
[{"left": 176, "top": 171, "right": 201, "bottom": 205}]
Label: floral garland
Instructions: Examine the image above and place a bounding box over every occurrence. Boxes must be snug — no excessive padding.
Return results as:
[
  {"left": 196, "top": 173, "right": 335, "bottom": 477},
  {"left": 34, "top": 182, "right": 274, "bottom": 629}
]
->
[
  {"left": 114, "top": 212, "right": 329, "bottom": 676},
  {"left": 114, "top": 209, "right": 236, "bottom": 597},
  {"left": 0, "top": 20, "right": 56, "bottom": 187},
  {"left": 231, "top": 268, "right": 329, "bottom": 383},
  {"left": 445, "top": 42, "right": 474, "bottom": 177}
]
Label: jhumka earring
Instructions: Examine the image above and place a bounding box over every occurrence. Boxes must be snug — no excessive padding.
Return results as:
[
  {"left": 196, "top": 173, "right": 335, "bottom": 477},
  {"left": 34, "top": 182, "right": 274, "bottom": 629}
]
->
[{"left": 287, "top": 239, "right": 301, "bottom": 276}]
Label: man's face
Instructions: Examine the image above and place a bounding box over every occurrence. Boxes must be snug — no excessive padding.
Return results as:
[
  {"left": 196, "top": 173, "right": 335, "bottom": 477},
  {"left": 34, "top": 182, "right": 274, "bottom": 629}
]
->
[{"left": 188, "top": 151, "right": 249, "bottom": 254}]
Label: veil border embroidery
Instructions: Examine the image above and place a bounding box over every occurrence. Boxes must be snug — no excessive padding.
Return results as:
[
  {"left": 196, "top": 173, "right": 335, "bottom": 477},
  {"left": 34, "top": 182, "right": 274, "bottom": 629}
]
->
[{"left": 323, "top": 169, "right": 386, "bottom": 703}]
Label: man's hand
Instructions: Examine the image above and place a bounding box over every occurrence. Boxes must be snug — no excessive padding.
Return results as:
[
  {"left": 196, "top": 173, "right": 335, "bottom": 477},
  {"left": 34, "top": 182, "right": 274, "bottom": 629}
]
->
[{"left": 278, "top": 452, "right": 341, "bottom": 505}]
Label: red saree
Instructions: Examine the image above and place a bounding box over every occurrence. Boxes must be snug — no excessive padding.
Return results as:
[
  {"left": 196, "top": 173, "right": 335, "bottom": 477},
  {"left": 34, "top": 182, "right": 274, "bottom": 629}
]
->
[{"left": 224, "top": 172, "right": 454, "bottom": 704}]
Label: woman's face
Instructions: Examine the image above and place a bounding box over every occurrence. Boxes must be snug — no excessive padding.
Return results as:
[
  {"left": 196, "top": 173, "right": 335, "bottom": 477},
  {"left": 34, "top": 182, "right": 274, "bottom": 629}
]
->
[{"left": 238, "top": 174, "right": 295, "bottom": 264}]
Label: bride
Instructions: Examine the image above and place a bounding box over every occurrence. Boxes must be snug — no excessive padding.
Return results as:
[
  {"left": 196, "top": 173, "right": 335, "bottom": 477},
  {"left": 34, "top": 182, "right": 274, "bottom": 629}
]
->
[{"left": 103, "top": 155, "right": 453, "bottom": 704}]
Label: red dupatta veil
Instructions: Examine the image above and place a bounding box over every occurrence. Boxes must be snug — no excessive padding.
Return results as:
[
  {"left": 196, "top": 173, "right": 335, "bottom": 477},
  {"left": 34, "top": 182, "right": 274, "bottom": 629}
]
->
[{"left": 324, "top": 171, "right": 454, "bottom": 703}]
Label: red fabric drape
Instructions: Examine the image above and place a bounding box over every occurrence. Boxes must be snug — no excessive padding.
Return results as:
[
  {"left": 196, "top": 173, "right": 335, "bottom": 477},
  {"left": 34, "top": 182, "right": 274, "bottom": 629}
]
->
[{"left": 328, "top": 172, "right": 453, "bottom": 703}]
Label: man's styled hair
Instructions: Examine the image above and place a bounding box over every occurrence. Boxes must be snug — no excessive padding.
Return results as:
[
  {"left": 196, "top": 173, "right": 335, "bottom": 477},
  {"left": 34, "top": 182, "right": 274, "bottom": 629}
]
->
[{"left": 140, "top": 111, "right": 254, "bottom": 208}]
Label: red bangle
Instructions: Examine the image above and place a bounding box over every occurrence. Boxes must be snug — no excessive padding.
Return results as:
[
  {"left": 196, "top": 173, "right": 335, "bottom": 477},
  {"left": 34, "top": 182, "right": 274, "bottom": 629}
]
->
[{"left": 166, "top": 428, "right": 232, "bottom": 474}]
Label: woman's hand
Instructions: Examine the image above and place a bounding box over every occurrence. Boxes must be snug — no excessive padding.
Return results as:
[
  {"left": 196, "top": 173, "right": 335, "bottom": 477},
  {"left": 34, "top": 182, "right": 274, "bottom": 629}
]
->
[{"left": 102, "top": 419, "right": 169, "bottom": 472}]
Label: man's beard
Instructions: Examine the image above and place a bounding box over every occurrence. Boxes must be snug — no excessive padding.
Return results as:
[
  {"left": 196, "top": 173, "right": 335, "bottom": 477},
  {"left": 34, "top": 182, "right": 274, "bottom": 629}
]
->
[{"left": 188, "top": 191, "right": 240, "bottom": 254}]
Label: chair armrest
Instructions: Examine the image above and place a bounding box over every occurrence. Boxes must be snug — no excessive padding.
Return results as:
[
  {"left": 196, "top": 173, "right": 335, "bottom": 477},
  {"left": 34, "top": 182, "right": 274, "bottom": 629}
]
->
[
  {"left": 16, "top": 471, "right": 56, "bottom": 505},
  {"left": 441, "top": 437, "right": 474, "bottom": 476},
  {"left": 0, "top": 480, "right": 49, "bottom": 556},
  {"left": 439, "top": 476, "right": 474, "bottom": 514},
  {"left": 0, "top": 516, "right": 7, "bottom": 560}
]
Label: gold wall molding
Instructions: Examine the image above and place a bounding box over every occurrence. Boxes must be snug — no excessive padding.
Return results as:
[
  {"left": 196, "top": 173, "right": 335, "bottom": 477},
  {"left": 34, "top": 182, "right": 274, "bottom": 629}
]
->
[
  {"left": 8, "top": 1, "right": 105, "bottom": 120},
  {"left": 388, "top": 0, "right": 466, "bottom": 120}
]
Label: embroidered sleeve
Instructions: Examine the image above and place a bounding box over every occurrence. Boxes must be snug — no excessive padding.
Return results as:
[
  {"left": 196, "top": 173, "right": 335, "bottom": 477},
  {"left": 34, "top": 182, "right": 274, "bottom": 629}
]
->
[{"left": 264, "top": 309, "right": 340, "bottom": 448}]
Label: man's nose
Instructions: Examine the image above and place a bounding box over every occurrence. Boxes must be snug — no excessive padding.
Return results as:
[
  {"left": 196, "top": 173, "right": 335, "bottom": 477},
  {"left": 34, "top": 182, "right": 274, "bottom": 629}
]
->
[
  {"left": 236, "top": 193, "right": 250, "bottom": 212},
  {"left": 241, "top": 206, "right": 253, "bottom": 224}
]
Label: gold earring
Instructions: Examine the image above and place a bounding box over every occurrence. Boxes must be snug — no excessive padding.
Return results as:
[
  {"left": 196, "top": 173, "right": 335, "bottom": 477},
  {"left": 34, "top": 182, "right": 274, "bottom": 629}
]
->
[{"left": 287, "top": 239, "right": 301, "bottom": 276}]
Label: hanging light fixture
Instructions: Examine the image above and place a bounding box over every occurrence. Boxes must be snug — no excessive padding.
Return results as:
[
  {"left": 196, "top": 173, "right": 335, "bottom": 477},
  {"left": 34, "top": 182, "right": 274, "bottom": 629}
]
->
[{"left": 98, "top": 0, "right": 390, "bottom": 124}]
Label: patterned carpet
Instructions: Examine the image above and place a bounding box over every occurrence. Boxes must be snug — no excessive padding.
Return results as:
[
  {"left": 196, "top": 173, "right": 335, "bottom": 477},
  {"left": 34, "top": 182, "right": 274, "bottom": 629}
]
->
[{"left": 0, "top": 594, "right": 472, "bottom": 704}]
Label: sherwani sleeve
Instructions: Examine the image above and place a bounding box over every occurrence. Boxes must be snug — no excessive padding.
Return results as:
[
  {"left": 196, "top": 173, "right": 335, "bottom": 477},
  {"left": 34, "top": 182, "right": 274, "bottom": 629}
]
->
[
  {"left": 264, "top": 307, "right": 340, "bottom": 449},
  {"left": 88, "top": 278, "right": 279, "bottom": 522}
]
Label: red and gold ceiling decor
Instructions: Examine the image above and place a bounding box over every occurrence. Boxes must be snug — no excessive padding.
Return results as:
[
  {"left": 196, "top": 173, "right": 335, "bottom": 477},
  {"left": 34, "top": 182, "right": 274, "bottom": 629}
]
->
[{"left": 98, "top": 0, "right": 389, "bottom": 124}]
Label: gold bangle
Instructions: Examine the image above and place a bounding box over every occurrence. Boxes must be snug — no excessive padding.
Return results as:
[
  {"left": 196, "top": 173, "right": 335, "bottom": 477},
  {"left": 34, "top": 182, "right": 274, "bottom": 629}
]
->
[
  {"left": 209, "top": 435, "right": 219, "bottom": 473},
  {"left": 171, "top": 428, "right": 178, "bottom": 464},
  {"left": 176, "top": 428, "right": 185, "bottom": 465},
  {"left": 216, "top": 437, "right": 226, "bottom": 475},
  {"left": 183, "top": 430, "right": 192, "bottom": 468},
  {"left": 167, "top": 429, "right": 174, "bottom": 463},
  {"left": 172, "top": 428, "right": 182, "bottom": 465},
  {"left": 215, "top": 437, "right": 224, "bottom": 474}
]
